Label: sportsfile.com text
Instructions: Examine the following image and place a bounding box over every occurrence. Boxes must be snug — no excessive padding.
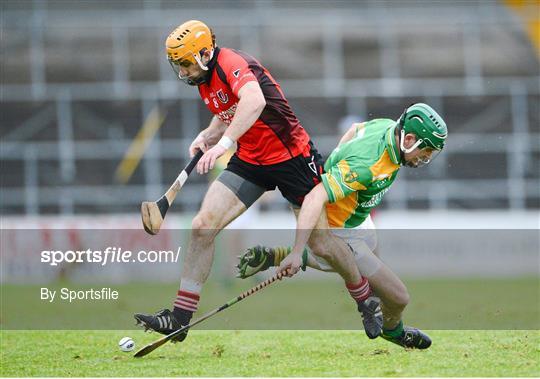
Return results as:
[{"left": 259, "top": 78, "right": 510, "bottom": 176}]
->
[{"left": 40, "top": 247, "right": 182, "bottom": 266}]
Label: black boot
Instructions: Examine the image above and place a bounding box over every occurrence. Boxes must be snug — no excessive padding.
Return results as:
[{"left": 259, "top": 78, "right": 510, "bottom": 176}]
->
[{"left": 134, "top": 309, "right": 188, "bottom": 342}]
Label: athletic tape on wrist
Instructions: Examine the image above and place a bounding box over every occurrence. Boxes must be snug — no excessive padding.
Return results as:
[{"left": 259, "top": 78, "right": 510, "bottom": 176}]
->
[{"left": 217, "top": 136, "right": 234, "bottom": 150}]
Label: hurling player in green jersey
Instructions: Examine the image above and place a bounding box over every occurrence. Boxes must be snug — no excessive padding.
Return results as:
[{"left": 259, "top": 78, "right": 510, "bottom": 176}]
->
[{"left": 237, "top": 103, "right": 447, "bottom": 349}]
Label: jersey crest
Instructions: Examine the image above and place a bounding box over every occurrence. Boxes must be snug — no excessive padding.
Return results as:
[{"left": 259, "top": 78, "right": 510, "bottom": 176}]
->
[{"left": 216, "top": 89, "right": 229, "bottom": 104}]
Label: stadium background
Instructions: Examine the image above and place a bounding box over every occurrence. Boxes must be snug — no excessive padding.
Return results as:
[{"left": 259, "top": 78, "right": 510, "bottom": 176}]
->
[{"left": 1, "top": 0, "right": 539, "bottom": 332}]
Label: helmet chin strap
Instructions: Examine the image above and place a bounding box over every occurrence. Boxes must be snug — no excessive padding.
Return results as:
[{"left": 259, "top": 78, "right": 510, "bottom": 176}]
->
[{"left": 400, "top": 129, "right": 423, "bottom": 154}]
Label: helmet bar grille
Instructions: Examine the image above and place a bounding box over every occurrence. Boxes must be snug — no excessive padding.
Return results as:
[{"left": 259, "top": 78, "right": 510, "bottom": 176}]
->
[
  {"left": 176, "top": 29, "right": 190, "bottom": 41},
  {"left": 428, "top": 114, "right": 441, "bottom": 127}
]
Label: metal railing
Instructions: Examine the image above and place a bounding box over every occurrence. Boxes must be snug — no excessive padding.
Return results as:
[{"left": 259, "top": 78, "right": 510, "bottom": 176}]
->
[{"left": 1, "top": 0, "right": 538, "bottom": 214}]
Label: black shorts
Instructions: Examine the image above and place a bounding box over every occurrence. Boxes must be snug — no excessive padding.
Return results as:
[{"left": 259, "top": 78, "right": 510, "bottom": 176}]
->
[{"left": 220, "top": 141, "right": 324, "bottom": 207}]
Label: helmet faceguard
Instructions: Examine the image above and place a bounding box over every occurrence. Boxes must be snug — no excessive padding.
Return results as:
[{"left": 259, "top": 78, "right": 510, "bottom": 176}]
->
[
  {"left": 165, "top": 20, "right": 215, "bottom": 85},
  {"left": 167, "top": 52, "right": 211, "bottom": 86},
  {"left": 402, "top": 146, "right": 440, "bottom": 168}
]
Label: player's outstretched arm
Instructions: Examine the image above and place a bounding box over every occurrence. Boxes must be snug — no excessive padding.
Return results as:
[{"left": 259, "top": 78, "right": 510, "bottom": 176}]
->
[
  {"left": 279, "top": 183, "right": 329, "bottom": 277},
  {"left": 338, "top": 122, "right": 365, "bottom": 146}
]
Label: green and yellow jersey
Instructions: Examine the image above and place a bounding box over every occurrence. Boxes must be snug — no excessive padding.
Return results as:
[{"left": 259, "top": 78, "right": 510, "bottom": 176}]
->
[{"left": 322, "top": 119, "right": 401, "bottom": 228}]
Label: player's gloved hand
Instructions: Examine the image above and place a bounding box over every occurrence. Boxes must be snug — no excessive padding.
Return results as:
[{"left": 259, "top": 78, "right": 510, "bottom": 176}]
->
[
  {"left": 189, "top": 133, "right": 209, "bottom": 158},
  {"left": 197, "top": 144, "right": 227, "bottom": 174},
  {"left": 278, "top": 251, "right": 303, "bottom": 277}
]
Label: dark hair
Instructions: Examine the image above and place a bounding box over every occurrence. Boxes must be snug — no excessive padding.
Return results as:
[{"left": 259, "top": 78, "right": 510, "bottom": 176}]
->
[{"left": 210, "top": 28, "right": 216, "bottom": 48}]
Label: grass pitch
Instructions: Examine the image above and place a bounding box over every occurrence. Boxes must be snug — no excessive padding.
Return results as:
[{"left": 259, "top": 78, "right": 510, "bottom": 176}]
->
[
  {"left": 1, "top": 330, "right": 539, "bottom": 377},
  {"left": 2, "top": 278, "right": 539, "bottom": 376},
  {"left": 2, "top": 277, "right": 538, "bottom": 330}
]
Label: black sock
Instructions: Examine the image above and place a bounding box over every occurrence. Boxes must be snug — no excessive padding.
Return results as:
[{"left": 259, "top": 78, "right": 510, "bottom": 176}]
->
[{"left": 173, "top": 307, "right": 193, "bottom": 326}]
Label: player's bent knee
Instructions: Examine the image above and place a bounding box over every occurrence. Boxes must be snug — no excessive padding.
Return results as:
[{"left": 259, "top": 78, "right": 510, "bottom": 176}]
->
[
  {"left": 388, "top": 286, "right": 410, "bottom": 310},
  {"left": 191, "top": 213, "right": 219, "bottom": 239},
  {"left": 308, "top": 241, "right": 334, "bottom": 260},
  {"left": 191, "top": 215, "right": 207, "bottom": 230},
  {"left": 396, "top": 289, "right": 410, "bottom": 309}
]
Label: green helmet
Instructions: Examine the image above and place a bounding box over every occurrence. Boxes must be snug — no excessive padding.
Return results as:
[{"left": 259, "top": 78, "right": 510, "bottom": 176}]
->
[{"left": 398, "top": 103, "right": 448, "bottom": 153}]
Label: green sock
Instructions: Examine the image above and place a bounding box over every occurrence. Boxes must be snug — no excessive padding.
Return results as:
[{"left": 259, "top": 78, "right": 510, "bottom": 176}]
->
[
  {"left": 301, "top": 248, "right": 308, "bottom": 271},
  {"left": 383, "top": 320, "right": 404, "bottom": 338},
  {"left": 272, "top": 247, "right": 292, "bottom": 266}
]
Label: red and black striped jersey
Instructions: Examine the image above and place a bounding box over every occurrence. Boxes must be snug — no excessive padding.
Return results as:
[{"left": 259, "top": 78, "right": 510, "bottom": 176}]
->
[{"left": 198, "top": 47, "right": 310, "bottom": 165}]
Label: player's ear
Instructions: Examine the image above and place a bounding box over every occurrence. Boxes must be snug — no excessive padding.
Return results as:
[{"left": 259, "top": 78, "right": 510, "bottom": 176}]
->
[
  {"left": 403, "top": 133, "right": 417, "bottom": 149},
  {"left": 201, "top": 49, "right": 212, "bottom": 64}
]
